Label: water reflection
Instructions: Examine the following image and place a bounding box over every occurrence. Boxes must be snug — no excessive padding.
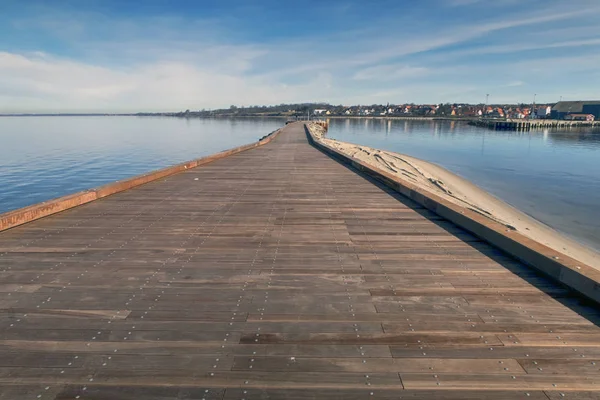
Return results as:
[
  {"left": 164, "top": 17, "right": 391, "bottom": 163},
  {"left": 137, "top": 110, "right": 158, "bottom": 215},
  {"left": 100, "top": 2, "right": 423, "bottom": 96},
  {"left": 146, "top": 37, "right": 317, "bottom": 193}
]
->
[{"left": 548, "top": 131, "right": 600, "bottom": 147}]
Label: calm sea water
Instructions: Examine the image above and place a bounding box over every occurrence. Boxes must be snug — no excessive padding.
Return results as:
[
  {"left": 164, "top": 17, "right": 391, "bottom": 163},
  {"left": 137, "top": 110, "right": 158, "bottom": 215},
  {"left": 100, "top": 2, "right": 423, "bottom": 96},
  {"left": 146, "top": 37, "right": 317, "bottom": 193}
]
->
[
  {"left": 327, "top": 118, "right": 600, "bottom": 252},
  {"left": 0, "top": 116, "right": 283, "bottom": 213}
]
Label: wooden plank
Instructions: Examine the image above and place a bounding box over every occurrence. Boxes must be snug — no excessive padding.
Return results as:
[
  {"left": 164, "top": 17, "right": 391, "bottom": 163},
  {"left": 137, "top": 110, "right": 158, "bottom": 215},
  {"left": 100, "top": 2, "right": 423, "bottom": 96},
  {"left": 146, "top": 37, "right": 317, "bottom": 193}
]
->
[
  {"left": 390, "top": 346, "right": 600, "bottom": 359},
  {"left": 0, "top": 370, "right": 404, "bottom": 389},
  {"left": 0, "top": 341, "right": 380, "bottom": 357},
  {"left": 56, "top": 385, "right": 226, "bottom": 400},
  {"left": 498, "top": 333, "right": 600, "bottom": 347},
  {"left": 518, "top": 359, "right": 600, "bottom": 375},
  {"left": 222, "top": 389, "right": 549, "bottom": 399},
  {"left": 240, "top": 332, "right": 503, "bottom": 346},
  {"left": 544, "top": 392, "right": 600, "bottom": 400},
  {"left": 401, "top": 373, "right": 600, "bottom": 390},
  {"left": 0, "top": 328, "right": 243, "bottom": 342},
  {"left": 0, "top": 385, "right": 65, "bottom": 400},
  {"left": 383, "top": 321, "right": 600, "bottom": 334},
  {"left": 231, "top": 356, "right": 525, "bottom": 374}
]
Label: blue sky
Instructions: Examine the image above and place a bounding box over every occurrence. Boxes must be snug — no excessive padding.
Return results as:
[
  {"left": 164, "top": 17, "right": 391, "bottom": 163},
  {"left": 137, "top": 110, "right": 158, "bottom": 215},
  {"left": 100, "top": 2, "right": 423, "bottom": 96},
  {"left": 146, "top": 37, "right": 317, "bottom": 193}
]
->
[{"left": 1, "top": 0, "right": 600, "bottom": 112}]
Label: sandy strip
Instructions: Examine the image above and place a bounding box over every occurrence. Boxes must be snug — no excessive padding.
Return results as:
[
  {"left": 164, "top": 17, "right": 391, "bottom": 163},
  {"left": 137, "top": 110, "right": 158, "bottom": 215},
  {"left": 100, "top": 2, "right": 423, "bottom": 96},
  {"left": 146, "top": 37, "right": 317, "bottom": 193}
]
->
[{"left": 308, "top": 123, "right": 600, "bottom": 270}]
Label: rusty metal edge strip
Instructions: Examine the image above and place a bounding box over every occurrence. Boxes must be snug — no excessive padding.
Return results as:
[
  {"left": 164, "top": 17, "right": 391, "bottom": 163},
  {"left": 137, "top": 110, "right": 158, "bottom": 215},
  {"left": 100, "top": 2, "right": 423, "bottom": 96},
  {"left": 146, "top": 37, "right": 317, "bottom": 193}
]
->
[
  {"left": 0, "top": 127, "right": 284, "bottom": 233},
  {"left": 305, "top": 124, "right": 600, "bottom": 304}
]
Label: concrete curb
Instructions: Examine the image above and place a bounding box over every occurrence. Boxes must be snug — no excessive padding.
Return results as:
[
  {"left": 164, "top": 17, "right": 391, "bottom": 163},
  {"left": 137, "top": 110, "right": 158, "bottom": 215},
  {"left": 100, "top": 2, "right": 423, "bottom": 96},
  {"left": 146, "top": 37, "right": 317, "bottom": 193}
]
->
[
  {"left": 305, "top": 124, "right": 600, "bottom": 304},
  {"left": 0, "top": 127, "right": 284, "bottom": 232}
]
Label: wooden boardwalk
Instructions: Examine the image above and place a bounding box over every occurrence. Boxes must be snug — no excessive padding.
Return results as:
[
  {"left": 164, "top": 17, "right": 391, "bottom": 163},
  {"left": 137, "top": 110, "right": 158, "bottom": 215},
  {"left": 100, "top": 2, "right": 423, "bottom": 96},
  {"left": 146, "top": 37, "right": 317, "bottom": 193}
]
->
[{"left": 1, "top": 122, "right": 599, "bottom": 399}]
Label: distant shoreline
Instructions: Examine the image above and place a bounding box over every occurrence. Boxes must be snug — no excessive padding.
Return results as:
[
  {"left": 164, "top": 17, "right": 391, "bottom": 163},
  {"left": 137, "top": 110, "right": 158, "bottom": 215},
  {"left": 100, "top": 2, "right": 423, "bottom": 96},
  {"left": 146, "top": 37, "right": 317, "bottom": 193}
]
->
[
  {"left": 314, "top": 115, "right": 475, "bottom": 121},
  {"left": 0, "top": 113, "right": 136, "bottom": 117},
  {"left": 0, "top": 113, "right": 478, "bottom": 122}
]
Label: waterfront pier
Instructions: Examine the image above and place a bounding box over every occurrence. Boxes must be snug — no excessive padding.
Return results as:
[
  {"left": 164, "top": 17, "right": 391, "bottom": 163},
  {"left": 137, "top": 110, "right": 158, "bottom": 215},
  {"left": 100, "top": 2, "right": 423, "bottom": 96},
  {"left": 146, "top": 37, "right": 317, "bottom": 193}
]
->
[
  {"left": 470, "top": 118, "right": 600, "bottom": 131},
  {"left": 1, "top": 123, "right": 600, "bottom": 398}
]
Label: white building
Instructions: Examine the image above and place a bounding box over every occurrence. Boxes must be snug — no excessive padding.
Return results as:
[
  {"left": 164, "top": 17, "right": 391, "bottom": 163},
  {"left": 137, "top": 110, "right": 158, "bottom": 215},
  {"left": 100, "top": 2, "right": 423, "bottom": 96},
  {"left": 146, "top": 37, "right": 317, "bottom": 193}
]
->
[{"left": 535, "top": 106, "right": 552, "bottom": 119}]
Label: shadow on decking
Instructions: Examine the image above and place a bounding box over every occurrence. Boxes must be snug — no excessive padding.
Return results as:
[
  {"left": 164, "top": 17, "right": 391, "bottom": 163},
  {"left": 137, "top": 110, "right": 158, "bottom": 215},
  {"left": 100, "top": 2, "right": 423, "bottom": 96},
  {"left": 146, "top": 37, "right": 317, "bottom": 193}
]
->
[{"left": 304, "top": 126, "right": 600, "bottom": 328}]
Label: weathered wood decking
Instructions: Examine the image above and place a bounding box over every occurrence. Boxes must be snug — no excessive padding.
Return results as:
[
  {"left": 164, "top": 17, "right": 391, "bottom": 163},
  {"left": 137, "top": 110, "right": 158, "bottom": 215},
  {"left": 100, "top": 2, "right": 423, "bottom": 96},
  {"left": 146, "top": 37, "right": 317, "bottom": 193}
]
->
[{"left": 1, "top": 122, "right": 599, "bottom": 399}]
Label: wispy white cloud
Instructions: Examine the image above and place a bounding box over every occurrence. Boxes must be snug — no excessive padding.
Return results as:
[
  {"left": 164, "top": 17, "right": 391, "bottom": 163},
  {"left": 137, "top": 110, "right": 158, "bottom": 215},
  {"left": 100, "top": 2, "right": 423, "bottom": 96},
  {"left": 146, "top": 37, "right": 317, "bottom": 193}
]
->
[
  {"left": 255, "top": 3, "right": 600, "bottom": 80},
  {"left": 436, "top": 37, "right": 600, "bottom": 58},
  {"left": 447, "top": 0, "right": 521, "bottom": 6},
  {"left": 353, "top": 65, "right": 429, "bottom": 81},
  {"left": 0, "top": 52, "right": 333, "bottom": 112},
  {"left": 447, "top": 0, "right": 483, "bottom": 6}
]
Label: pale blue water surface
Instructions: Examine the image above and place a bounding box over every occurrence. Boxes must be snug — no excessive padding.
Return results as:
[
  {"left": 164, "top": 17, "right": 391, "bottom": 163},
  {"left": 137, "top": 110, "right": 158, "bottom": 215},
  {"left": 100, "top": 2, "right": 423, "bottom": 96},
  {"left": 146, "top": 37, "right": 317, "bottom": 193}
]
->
[
  {"left": 0, "top": 116, "right": 282, "bottom": 213},
  {"left": 327, "top": 118, "right": 600, "bottom": 252}
]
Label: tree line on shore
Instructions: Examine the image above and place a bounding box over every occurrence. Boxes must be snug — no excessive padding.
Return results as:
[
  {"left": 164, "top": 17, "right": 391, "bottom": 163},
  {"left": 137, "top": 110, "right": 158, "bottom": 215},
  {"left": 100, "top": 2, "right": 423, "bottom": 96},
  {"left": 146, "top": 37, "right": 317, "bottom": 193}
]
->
[{"left": 136, "top": 102, "right": 548, "bottom": 119}]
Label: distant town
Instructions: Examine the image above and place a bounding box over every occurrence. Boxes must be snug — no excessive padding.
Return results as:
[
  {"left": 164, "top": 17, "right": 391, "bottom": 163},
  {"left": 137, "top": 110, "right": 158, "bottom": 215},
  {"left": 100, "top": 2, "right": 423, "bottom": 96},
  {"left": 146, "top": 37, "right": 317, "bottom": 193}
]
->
[
  {"left": 140, "top": 101, "right": 600, "bottom": 122},
  {"left": 2, "top": 101, "right": 599, "bottom": 122}
]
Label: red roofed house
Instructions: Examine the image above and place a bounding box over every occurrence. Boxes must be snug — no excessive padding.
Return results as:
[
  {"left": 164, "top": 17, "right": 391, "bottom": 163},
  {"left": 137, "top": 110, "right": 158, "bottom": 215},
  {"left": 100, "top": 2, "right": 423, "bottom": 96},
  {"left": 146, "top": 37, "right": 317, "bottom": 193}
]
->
[{"left": 565, "top": 114, "right": 595, "bottom": 121}]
